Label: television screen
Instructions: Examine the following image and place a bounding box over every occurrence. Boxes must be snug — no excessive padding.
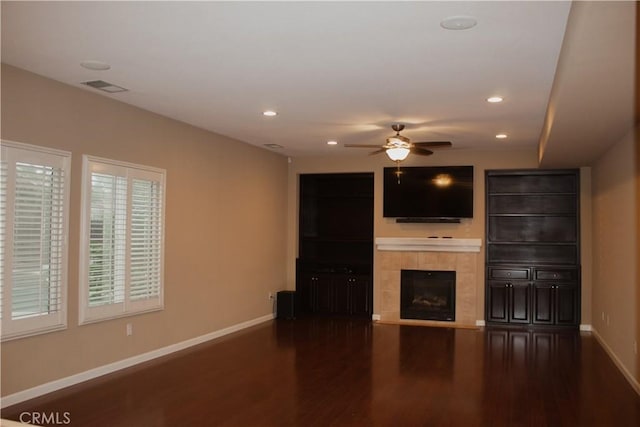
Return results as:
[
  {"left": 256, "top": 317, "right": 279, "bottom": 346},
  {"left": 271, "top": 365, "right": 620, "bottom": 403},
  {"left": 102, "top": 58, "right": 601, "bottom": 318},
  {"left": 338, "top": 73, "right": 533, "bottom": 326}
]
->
[{"left": 383, "top": 166, "right": 474, "bottom": 219}]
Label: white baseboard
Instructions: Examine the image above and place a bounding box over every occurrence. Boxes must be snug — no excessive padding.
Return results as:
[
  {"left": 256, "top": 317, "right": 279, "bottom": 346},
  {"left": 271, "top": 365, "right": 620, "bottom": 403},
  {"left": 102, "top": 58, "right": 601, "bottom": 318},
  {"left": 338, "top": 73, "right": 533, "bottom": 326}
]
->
[
  {"left": 1, "top": 313, "right": 275, "bottom": 408},
  {"left": 579, "top": 324, "right": 592, "bottom": 331},
  {"left": 372, "top": 314, "right": 381, "bottom": 321},
  {"left": 475, "top": 320, "right": 486, "bottom": 327},
  {"left": 591, "top": 327, "right": 640, "bottom": 396}
]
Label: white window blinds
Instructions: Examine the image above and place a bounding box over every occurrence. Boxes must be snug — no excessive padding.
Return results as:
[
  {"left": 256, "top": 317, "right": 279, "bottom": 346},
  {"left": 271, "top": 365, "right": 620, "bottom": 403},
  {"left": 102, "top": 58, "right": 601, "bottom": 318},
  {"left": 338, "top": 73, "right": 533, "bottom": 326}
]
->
[
  {"left": 80, "top": 156, "right": 165, "bottom": 323},
  {"left": 88, "top": 173, "right": 127, "bottom": 307},
  {"left": 130, "top": 179, "right": 163, "bottom": 302},
  {"left": 0, "top": 141, "right": 71, "bottom": 341}
]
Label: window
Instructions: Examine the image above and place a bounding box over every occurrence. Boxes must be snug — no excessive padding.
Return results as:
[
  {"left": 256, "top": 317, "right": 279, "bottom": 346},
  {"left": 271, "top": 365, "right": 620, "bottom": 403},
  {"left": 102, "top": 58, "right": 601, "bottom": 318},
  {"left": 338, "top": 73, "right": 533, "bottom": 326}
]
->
[
  {"left": 0, "top": 141, "right": 71, "bottom": 341},
  {"left": 79, "top": 156, "right": 165, "bottom": 324}
]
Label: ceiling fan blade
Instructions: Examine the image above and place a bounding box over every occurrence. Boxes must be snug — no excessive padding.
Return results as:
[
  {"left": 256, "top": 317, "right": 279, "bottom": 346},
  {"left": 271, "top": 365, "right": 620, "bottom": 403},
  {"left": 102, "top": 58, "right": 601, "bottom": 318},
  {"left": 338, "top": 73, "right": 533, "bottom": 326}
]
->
[
  {"left": 369, "top": 148, "right": 387, "bottom": 155},
  {"left": 344, "top": 144, "right": 385, "bottom": 148},
  {"left": 411, "top": 147, "right": 434, "bottom": 156},
  {"left": 413, "top": 141, "right": 452, "bottom": 148}
]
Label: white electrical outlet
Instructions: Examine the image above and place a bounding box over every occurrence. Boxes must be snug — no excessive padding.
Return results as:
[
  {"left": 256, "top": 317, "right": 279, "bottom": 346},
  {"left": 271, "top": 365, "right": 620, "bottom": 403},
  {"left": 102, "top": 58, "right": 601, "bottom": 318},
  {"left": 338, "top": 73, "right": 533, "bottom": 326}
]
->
[
  {"left": 126, "top": 323, "right": 133, "bottom": 336},
  {"left": 601, "top": 311, "right": 605, "bottom": 321}
]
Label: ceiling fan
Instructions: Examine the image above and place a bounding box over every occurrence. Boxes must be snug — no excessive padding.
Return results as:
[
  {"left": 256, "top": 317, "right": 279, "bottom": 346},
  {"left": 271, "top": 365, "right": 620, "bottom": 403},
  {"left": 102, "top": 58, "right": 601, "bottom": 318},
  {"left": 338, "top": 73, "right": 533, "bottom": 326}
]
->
[{"left": 345, "top": 124, "right": 452, "bottom": 162}]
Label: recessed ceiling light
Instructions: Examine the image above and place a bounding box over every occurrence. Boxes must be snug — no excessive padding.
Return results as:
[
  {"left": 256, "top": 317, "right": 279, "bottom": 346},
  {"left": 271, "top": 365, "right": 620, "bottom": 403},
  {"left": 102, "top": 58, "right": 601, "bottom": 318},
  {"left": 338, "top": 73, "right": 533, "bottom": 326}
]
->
[
  {"left": 496, "top": 134, "right": 508, "bottom": 139},
  {"left": 263, "top": 110, "right": 277, "bottom": 117},
  {"left": 263, "top": 143, "right": 283, "bottom": 149},
  {"left": 80, "top": 60, "right": 111, "bottom": 71},
  {"left": 327, "top": 140, "right": 338, "bottom": 146},
  {"left": 440, "top": 16, "right": 477, "bottom": 31},
  {"left": 487, "top": 96, "right": 503, "bottom": 103}
]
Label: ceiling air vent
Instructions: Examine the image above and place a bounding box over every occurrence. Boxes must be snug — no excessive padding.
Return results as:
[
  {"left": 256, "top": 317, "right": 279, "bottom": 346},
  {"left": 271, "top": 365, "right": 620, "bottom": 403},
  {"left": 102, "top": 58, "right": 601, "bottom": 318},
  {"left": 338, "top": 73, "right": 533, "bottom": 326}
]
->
[
  {"left": 81, "top": 80, "right": 128, "bottom": 93},
  {"left": 264, "top": 143, "right": 283, "bottom": 149}
]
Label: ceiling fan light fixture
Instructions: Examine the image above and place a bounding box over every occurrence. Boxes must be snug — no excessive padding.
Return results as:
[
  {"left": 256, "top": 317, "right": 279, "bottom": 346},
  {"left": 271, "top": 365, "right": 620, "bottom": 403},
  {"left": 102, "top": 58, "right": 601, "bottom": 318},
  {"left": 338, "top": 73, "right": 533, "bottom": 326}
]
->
[
  {"left": 386, "top": 147, "right": 410, "bottom": 162},
  {"left": 344, "top": 124, "right": 450, "bottom": 162}
]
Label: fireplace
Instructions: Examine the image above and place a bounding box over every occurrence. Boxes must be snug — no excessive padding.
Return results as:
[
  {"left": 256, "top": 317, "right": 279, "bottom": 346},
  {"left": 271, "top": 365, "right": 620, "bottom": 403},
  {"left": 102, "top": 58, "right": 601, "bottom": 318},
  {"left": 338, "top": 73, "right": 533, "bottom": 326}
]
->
[
  {"left": 376, "top": 238, "right": 481, "bottom": 326},
  {"left": 400, "top": 270, "right": 456, "bottom": 321}
]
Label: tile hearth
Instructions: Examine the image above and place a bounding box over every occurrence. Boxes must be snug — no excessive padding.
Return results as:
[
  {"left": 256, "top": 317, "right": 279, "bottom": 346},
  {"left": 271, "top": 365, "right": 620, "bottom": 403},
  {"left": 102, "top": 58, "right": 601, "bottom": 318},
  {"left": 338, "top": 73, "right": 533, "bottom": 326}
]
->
[{"left": 375, "top": 238, "right": 481, "bottom": 327}]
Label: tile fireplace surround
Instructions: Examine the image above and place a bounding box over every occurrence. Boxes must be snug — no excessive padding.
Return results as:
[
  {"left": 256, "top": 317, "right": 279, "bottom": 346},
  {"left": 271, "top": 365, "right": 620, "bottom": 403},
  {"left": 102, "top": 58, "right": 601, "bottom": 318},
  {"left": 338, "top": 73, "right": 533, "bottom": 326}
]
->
[{"left": 375, "top": 237, "right": 482, "bottom": 327}]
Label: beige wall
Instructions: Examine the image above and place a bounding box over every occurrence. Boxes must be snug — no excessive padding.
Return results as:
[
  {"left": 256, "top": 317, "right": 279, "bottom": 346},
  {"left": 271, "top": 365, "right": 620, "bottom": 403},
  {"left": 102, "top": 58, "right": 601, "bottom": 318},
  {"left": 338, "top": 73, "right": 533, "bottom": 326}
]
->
[
  {"left": 0, "top": 64, "right": 289, "bottom": 396},
  {"left": 580, "top": 167, "right": 593, "bottom": 327},
  {"left": 592, "top": 126, "right": 639, "bottom": 382},
  {"left": 286, "top": 148, "right": 542, "bottom": 321}
]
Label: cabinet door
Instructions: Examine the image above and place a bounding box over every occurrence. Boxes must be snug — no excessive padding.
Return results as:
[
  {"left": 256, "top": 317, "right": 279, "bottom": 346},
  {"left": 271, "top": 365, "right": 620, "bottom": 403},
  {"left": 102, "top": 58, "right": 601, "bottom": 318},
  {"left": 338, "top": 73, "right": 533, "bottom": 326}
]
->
[
  {"left": 486, "top": 281, "right": 509, "bottom": 323},
  {"left": 349, "top": 277, "right": 371, "bottom": 316},
  {"left": 555, "top": 284, "right": 579, "bottom": 325},
  {"left": 487, "top": 280, "right": 531, "bottom": 324},
  {"left": 532, "top": 281, "right": 579, "bottom": 326},
  {"left": 316, "top": 276, "right": 332, "bottom": 314},
  {"left": 532, "top": 283, "right": 554, "bottom": 325},
  {"left": 298, "top": 275, "right": 320, "bottom": 314},
  {"left": 509, "top": 282, "right": 531, "bottom": 323},
  {"left": 331, "top": 276, "right": 351, "bottom": 315}
]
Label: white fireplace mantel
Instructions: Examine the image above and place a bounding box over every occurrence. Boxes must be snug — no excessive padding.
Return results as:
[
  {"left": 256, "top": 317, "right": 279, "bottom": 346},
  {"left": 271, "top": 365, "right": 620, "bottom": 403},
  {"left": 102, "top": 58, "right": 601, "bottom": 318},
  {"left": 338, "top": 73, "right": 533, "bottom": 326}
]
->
[{"left": 375, "top": 237, "right": 482, "bottom": 253}]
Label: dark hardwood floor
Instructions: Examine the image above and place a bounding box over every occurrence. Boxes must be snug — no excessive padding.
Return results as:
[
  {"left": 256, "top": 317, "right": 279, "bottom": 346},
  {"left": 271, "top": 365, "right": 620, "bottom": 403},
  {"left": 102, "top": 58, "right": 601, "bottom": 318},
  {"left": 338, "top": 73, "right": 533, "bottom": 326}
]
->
[{"left": 3, "top": 318, "right": 640, "bottom": 426}]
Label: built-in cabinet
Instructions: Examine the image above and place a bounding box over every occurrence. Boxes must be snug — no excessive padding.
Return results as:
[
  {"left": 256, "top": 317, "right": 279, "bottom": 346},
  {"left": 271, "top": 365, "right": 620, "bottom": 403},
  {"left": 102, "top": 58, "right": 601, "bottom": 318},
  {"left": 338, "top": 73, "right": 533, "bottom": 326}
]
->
[
  {"left": 297, "top": 173, "right": 374, "bottom": 317},
  {"left": 531, "top": 267, "right": 580, "bottom": 326},
  {"left": 486, "top": 267, "right": 532, "bottom": 324},
  {"left": 485, "top": 169, "right": 580, "bottom": 328},
  {"left": 298, "top": 271, "right": 371, "bottom": 316}
]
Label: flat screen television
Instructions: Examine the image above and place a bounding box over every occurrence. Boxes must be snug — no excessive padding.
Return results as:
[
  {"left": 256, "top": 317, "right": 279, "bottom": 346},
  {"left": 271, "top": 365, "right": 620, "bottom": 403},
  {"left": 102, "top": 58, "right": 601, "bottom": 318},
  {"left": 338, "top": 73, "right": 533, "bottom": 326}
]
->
[{"left": 383, "top": 165, "right": 474, "bottom": 220}]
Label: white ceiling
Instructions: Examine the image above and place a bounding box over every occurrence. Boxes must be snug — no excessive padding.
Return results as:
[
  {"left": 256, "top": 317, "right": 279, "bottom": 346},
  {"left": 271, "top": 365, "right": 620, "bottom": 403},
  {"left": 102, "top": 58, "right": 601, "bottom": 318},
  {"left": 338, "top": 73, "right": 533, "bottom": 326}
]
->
[{"left": 1, "top": 1, "right": 635, "bottom": 165}]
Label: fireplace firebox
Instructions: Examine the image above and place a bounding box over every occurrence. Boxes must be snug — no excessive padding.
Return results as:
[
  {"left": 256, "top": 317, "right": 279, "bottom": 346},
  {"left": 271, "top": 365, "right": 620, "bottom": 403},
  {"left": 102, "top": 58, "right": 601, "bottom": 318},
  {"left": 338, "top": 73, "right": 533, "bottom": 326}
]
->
[{"left": 400, "top": 270, "right": 456, "bottom": 321}]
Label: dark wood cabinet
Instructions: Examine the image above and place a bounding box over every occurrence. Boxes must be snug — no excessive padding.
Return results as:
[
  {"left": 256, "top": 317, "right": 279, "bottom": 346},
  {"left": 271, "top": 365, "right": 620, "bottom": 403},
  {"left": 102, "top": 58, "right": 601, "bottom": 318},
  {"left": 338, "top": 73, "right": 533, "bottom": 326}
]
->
[
  {"left": 485, "top": 169, "right": 580, "bottom": 328},
  {"left": 331, "top": 277, "right": 351, "bottom": 315},
  {"left": 297, "top": 272, "right": 320, "bottom": 313},
  {"left": 348, "top": 276, "right": 371, "bottom": 316},
  {"left": 486, "top": 267, "right": 531, "bottom": 324},
  {"left": 486, "top": 271, "right": 531, "bottom": 324},
  {"left": 531, "top": 267, "right": 580, "bottom": 326},
  {"left": 297, "top": 271, "right": 371, "bottom": 316},
  {"left": 297, "top": 173, "right": 374, "bottom": 317}
]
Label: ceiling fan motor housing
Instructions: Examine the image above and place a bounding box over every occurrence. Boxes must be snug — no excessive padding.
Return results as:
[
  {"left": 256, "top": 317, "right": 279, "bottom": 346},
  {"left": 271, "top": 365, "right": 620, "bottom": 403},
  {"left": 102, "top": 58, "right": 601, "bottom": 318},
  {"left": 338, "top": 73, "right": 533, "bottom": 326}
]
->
[{"left": 391, "top": 124, "right": 405, "bottom": 133}]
